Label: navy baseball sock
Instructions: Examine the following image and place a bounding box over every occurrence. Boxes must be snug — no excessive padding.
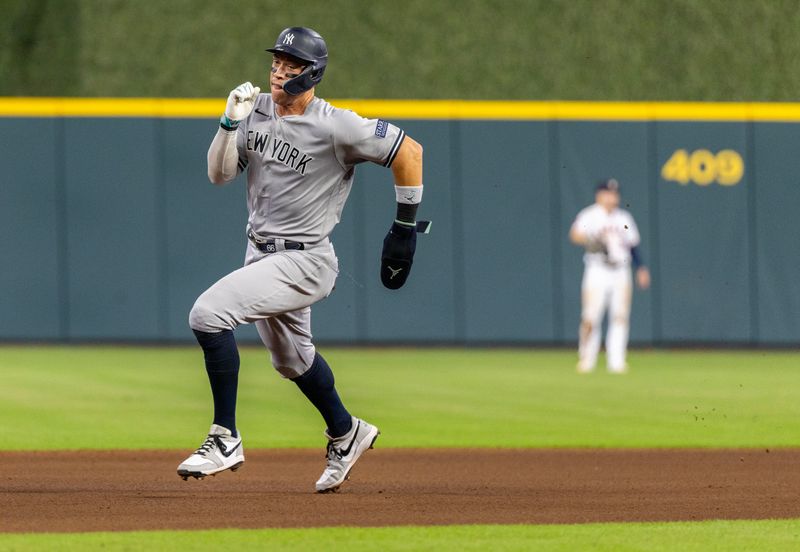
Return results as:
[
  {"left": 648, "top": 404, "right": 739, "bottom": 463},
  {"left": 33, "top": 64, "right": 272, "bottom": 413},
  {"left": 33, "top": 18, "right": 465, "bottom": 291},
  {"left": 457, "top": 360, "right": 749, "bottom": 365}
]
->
[
  {"left": 292, "top": 352, "right": 352, "bottom": 438},
  {"left": 193, "top": 329, "right": 239, "bottom": 438}
]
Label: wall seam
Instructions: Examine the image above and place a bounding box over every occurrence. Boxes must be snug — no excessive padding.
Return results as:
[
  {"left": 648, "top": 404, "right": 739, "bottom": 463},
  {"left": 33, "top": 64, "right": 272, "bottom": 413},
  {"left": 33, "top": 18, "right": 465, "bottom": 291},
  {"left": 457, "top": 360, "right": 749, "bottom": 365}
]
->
[
  {"left": 55, "top": 118, "right": 70, "bottom": 340},
  {"left": 154, "top": 118, "right": 169, "bottom": 339},
  {"left": 449, "top": 120, "right": 466, "bottom": 343},
  {"left": 352, "top": 177, "right": 368, "bottom": 342},
  {"left": 548, "top": 121, "right": 564, "bottom": 342},
  {"left": 746, "top": 121, "right": 760, "bottom": 343},
  {"left": 647, "top": 121, "right": 662, "bottom": 344}
]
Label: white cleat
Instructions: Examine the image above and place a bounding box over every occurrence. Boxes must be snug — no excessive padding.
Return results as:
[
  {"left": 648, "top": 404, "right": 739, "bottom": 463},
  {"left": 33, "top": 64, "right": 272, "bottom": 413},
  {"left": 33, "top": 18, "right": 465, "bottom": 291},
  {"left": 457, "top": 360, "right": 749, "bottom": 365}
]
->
[
  {"left": 177, "top": 424, "right": 244, "bottom": 480},
  {"left": 608, "top": 364, "right": 629, "bottom": 374},
  {"left": 315, "top": 417, "right": 379, "bottom": 493},
  {"left": 576, "top": 360, "right": 595, "bottom": 374}
]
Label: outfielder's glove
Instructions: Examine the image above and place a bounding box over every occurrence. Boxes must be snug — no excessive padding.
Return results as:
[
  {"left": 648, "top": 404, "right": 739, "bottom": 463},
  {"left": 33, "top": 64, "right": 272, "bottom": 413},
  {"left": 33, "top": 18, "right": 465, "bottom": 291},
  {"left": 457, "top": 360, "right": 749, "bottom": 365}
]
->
[
  {"left": 380, "top": 220, "right": 431, "bottom": 289},
  {"left": 585, "top": 232, "right": 608, "bottom": 255},
  {"left": 224, "top": 82, "right": 261, "bottom": 125}
]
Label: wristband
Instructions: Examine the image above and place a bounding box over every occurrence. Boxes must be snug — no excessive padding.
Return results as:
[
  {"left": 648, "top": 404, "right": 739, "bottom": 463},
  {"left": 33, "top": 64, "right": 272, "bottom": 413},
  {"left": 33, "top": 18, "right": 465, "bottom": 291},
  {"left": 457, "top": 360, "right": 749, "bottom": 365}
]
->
[
  {"left": 395, "top": 185, "right": 423, "bottom": 204},
  {"left": 220, "top": 114, "right": 240, "bottom": 131},
  {"left": 395, "top": 185, "right": 423, "bottom": 225}
]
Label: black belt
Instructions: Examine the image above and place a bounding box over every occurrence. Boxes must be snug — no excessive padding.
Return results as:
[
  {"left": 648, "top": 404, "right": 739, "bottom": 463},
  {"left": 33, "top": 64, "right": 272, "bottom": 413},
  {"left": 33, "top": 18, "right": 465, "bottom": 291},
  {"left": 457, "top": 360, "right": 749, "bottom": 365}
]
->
[{"left": 247, "top": 228, "right": 305, "bottom": 254}]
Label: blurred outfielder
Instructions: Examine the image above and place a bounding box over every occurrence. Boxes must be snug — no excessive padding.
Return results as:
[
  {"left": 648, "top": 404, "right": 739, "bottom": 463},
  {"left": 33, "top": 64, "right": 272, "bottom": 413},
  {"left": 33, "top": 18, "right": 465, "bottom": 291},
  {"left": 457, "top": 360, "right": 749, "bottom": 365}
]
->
[
  {"left": 177, "top": 26, "right": 427, "bottom": 492},
  {"left": 569, "top": 178, "right": 650, "bottom": 374}
]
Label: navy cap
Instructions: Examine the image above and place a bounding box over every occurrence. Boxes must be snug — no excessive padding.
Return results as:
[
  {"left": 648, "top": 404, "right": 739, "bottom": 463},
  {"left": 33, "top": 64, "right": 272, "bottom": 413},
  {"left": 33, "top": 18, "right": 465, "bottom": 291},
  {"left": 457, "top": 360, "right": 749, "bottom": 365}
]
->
[{"left": 596, "top": 178, "right": 620, "bottom": 192}]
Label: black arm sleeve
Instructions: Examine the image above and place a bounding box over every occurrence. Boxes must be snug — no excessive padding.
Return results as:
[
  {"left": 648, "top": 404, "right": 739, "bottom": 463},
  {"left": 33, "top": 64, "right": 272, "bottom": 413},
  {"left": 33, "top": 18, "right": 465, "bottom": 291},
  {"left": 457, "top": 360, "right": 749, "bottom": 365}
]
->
[{"left": 630, "top": 245, "right": 644, "bottom": 269}]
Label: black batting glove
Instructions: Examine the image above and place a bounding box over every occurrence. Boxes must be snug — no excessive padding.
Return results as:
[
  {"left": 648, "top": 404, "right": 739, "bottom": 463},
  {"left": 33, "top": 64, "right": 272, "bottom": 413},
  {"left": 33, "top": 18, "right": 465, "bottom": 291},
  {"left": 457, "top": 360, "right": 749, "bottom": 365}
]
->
[{"left": 380, "top": 222, "right": 417, "bottom": 289}]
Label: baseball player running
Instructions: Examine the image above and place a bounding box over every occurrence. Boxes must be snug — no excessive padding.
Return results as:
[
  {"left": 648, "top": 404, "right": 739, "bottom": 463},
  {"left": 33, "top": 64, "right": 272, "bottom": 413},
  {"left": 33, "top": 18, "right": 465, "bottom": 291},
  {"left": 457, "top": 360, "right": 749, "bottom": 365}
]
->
[
  {"left": 177, "top": 27, "right": 426, "bottom": 492},
  {"left": 569, "top": 178, "right": 650, "bottom": 374}
]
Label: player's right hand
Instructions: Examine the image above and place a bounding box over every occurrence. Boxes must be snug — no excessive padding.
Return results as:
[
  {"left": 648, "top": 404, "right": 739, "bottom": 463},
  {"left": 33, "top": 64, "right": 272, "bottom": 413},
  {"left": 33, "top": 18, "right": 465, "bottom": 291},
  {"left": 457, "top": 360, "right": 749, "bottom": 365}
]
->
[{"left": 225, "top": 82, "right": 261, "bottom": 122}]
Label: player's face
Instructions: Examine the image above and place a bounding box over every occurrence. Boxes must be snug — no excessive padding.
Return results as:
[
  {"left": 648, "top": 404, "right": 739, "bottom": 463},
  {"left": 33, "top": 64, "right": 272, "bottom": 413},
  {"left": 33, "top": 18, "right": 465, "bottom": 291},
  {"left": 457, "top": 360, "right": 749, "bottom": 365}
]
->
[
  {"left": 270, "top": 53, "right": 307, "bottom": 104},
  {"left": 596, "top": 189, "right": 620, "bottom": 211}
]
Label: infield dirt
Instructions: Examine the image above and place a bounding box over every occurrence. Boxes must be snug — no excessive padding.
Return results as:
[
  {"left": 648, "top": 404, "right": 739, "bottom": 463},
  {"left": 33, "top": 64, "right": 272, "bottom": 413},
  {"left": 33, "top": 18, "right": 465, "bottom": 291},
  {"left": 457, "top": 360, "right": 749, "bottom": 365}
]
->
[{"left": 2, "top": 448, "right": 799, "bottom": 532}]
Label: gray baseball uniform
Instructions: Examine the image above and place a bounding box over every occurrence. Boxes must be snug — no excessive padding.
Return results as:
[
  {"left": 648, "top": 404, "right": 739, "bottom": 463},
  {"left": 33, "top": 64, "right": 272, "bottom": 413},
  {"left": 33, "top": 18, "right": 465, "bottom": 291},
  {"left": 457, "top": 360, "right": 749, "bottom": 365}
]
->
[{"left": 189, "top": 95, "right": 406, "bottom": 378}]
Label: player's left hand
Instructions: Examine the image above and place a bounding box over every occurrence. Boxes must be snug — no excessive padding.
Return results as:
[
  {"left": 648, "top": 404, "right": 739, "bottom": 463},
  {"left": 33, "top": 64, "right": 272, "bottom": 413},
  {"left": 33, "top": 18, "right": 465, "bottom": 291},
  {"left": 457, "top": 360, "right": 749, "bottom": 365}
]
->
[
  {"left": 380, "top": 222, "right": 417, "bottom": 289},
  {"left": 636, "top": 267, "right": 651, "bottom": 289}
]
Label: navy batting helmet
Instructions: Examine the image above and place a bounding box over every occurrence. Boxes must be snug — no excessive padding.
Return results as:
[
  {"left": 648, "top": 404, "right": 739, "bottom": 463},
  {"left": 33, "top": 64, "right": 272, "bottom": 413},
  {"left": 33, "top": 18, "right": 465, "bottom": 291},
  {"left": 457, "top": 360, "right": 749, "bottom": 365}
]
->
[
  {"left": 266, "top": 27, "right": 328, "bottom": 95},
  {"left": 596, "top": 178, "right": 620, "bottom": 192}
]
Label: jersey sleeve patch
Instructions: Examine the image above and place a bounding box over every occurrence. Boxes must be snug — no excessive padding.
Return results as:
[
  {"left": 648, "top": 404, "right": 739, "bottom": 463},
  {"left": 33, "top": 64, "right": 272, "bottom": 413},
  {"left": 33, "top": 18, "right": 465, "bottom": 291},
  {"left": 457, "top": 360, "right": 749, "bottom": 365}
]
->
[{"left": 375, "top": 119, "right": 388, "bottom": 138}]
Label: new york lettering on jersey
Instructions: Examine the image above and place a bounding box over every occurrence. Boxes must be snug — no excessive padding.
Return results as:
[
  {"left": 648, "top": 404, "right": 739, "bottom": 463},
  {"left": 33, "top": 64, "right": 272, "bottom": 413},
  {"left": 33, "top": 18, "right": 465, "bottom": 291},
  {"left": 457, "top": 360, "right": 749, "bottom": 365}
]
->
[{"left": 246, "top": 130, "right": 314, "bottom": 175}]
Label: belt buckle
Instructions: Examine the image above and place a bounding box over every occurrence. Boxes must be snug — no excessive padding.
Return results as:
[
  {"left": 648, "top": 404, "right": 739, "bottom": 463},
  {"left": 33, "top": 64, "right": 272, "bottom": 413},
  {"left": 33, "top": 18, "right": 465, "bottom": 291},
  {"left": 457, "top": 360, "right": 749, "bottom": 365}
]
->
[
  {"left": 247, "top": 228, "right": 263, "bottom": 243},
  {"left": 248, "top": 228, "right": 274, "bottom": 254}
]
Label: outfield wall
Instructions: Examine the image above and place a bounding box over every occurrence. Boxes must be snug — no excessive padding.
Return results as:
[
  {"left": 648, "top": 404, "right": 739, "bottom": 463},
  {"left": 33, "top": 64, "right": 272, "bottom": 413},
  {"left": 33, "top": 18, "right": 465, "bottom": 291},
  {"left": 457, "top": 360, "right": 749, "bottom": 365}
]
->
[{"left": 1, "top": 100, "right": 799, "bottom": 345}]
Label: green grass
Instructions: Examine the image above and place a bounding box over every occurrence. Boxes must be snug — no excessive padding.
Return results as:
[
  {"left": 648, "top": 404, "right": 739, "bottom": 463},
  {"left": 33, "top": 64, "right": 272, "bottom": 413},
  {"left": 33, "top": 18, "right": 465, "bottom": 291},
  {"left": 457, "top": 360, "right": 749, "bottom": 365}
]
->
[
  {"left": 2, "top": 346, "right": 799, "bottom": 549},
  {"left": 2, "top": 520, "right": 800, "bottom": 551},
  {"left": 1, "top": 346, "right": 799, "bottom": 450},
  {"left": 4, "top": 0, "right": 800, "bottom": 100}
]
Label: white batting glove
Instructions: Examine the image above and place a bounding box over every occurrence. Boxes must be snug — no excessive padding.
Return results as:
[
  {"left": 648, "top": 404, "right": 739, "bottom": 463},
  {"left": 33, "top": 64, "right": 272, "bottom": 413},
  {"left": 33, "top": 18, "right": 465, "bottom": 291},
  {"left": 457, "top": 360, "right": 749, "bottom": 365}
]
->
[{"left": 224, "top": 82, "right": 261, "bottom": 123}]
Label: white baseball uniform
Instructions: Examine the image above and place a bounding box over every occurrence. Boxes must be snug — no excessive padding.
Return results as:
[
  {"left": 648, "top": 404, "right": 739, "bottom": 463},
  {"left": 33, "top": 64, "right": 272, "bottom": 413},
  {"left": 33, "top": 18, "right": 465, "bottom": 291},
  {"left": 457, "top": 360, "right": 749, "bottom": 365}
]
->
[{"left": 571, "top": 203, "right": 641, "bottom": 372}]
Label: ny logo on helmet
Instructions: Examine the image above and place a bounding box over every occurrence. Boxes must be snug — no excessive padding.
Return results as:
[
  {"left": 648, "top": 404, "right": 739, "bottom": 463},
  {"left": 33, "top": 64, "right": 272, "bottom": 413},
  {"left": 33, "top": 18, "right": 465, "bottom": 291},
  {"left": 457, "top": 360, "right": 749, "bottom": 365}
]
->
[{"left": 283, "top": 33, "right": 295, "bottom": 45}]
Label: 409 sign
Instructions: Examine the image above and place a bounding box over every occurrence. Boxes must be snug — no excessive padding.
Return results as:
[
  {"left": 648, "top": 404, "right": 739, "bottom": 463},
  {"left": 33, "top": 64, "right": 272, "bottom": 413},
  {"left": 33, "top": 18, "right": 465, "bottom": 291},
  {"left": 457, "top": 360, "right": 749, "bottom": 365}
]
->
[{"left": 660, "top": 149, "right": 744, "bottom": 186}]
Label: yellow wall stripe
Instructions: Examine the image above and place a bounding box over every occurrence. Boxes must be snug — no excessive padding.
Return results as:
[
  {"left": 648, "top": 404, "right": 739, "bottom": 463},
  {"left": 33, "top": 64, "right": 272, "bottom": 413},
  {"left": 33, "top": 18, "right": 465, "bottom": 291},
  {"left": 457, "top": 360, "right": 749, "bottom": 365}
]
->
[{"left": 4, "top": 97, "right": 800, "bottom": 121}]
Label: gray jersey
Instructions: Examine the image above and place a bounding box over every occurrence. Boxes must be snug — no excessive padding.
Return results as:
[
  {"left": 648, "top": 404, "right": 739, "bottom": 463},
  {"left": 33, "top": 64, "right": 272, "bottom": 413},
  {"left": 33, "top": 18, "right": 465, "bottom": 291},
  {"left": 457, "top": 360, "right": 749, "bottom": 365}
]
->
[{"left": 235, "top": 95, "right": 406, "bottom": 243}]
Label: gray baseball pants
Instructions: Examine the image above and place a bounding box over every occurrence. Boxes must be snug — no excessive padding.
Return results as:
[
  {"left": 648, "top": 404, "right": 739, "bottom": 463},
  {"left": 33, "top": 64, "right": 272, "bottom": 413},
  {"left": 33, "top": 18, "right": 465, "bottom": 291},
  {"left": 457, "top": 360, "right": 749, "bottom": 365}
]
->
[{"left": 189, "top": 238, "right": 338, "bottom": 378}]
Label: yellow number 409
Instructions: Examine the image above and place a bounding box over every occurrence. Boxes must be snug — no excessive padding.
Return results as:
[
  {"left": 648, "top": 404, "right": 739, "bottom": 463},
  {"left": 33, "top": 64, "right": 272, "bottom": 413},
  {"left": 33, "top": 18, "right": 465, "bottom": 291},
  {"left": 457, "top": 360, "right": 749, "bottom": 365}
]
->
[{"left": 660, "top": 149, "right": 744, "bottom": 186}]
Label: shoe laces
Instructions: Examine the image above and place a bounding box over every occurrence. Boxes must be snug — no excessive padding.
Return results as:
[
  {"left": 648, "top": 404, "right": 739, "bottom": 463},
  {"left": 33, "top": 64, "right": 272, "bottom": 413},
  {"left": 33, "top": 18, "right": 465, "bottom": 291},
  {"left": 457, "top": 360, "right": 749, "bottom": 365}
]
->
[
  {"left": 195, "top": 435, "right": 218, "bottom": 455},
  {"left": 325, "top": 441, "right": 343, "bottom": 462}
]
